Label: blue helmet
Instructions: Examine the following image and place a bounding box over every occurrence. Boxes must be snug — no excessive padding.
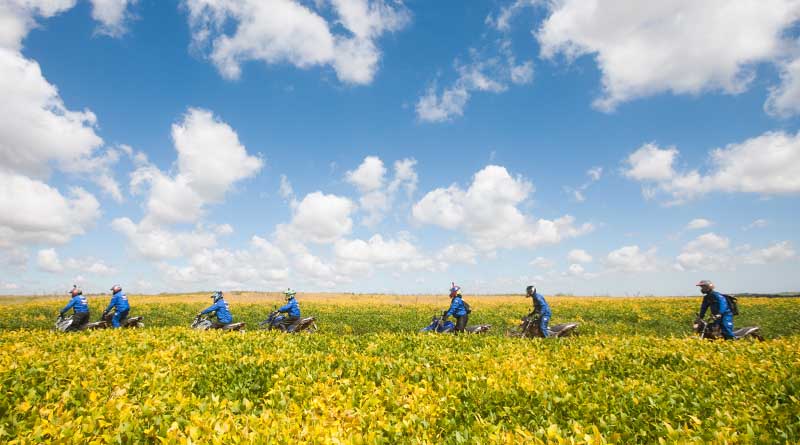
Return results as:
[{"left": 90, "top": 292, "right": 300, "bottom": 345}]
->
[{"left": 212, "top": 291, "right": 223, "bottom": 302}]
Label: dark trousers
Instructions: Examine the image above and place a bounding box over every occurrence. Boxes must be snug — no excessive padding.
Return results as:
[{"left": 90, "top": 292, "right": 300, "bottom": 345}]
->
[
  {"left": 211, "top": 321, "right": 229, "bottom": 329},
  {"left": 279, "top": 316, "right": 300, "bottom": 331},
  {"left": 67, "top": 312, "right": 90, "bottom": 332},
  {"left": 454, "top": 315, "right": 468, "bottom": 333}
]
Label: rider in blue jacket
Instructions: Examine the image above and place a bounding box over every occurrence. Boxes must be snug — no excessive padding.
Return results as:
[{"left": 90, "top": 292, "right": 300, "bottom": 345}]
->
[
  {"left": 443, "top": 283, "right": 469, "bottom": 333},
  {"left": 103, "top": 284, "right": 130, "bottom": 328},
  {"left": 199, "top": 291, "right": 233, "bottom": 328},
  {"left": 276, "top": 288, "right": 301, "bottom": 331},
  {"left": 60, "top": 285, "right": 90, "bottom": 331},
  {"left": 526, "top": 285, "right": 552, "bottom": 337},
  {"left": 697, "top": 280, "right": 735, "bottom": 340}
]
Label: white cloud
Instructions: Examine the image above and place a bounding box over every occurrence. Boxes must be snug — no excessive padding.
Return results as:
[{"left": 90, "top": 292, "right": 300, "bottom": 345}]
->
[
  {"left": 279, "top": 174, "right": 294, "bottom": 200},
  {"left": 413, "top": 165, "right": 592, "bottom": 252},
  {"left": 530, "top": 256, "right": 554, "bottom": 269},
  {"left": 743, "top": 241, "right": 796, "bottom": 264},
  {"left": 130, "top": 108, "right": 262, "bottom": 225},
  {"left": 37, "top": 248, "right": 63, "bottom": 273},
  {"left": 158, "top": 237, "right": 289, "bottom": 289},
  {"left": 346, "top": 156, "right": 418, "bottom": 226},
  {"left": 346, "top": 155, "right": 386, "bottom": 192},
  {"left": 486, "top": 0, "right": 537, "bottom": 32},
  {"left": 623, "top": 143, "right": 677, "bottom": 182},
  {"left": 623, "top": 131, "right": 800, "bottom": 203},
  {"left": 64, "top": 257, "right": 116, "bottom": 275},
  {"left": 606, "top": 245, "right": 659, "bottom": 272},
  {"left": 675, "top": 233, "right": 795, "bottom": 271},
  {"left": 675, "top": 232, "right": 731, "bottom": 271},
  {"left": 416, "top": 45, "right": 536, "bottom": 123},
  {"left": 567, "top": 263, "right": 584, "bottom": 276},
  {"left": 111, "top": 217, "right": 218, "bottom": 260},
  {"left": 568, "top": 249, "right": 593, "bottom": 263},
  {"left": 744, "top": 219, "right": 768, "bottom": 230},
  {"left": 686, "top": 218, "right": 713, "bottom": 230},
  {"left": 0, "top": 48, "right": 103, "bottom": 178},
  {"left": 0, "top": 171, "right": 100, "bottom": 247},
  {"left": 334, "top": 234, "right": 438, "bottom": 272},
  {"left": 766, "top": 57, "right": 800, "bottom": 117},
  {"left": 565, "top": 165, "right": 604, "bottom": 202},
  {"left": 283, "top": 191, "right": 355, "bottom": 244},
  {"left": 436, "top": 243, "right": 477, "bottom": 265},
  {"left": 89, "top": 0, "right": 136, "bottom": 37},
  {"left": 0, "top": 0, "right": 77, "bottom": 51},
  {"left": 537, "top": 0, "right": 800, "bottom": 111},
  {"left": 183, "top": 0, "right": 410, "bottom": 84}
]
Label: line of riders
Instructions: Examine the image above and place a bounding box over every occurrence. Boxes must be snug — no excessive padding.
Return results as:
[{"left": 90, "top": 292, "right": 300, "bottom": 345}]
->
[{"left": 56, "top": 280, "right": 763, "bottom": 340}]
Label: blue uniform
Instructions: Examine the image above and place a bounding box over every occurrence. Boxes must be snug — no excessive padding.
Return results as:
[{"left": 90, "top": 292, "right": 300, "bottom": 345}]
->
[
  {"left": 445, "top": 295, "right": 468, "bottom": 318},
  {"left": 105, "top": 290, "right": 130, "bottom": 328},
  {"left": 699, "top": 291, "right": 734, "bottom": 340},
  {"left": 278, "top": 298, "right": 301, "bottom": 318},
  {"left": 531, "top": 292, "right": 551, "bottom": 337},
  {"left": 201, "top": 299, "right": 233, "bottom": 324},
  {"left": 61, "top": 294, "right": 89, "bottom": 315}
]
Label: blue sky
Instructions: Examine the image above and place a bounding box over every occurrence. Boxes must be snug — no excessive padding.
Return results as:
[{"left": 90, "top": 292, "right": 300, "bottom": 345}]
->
[{"left": 1, "top": 0, "right": 799, "bottom": 296}]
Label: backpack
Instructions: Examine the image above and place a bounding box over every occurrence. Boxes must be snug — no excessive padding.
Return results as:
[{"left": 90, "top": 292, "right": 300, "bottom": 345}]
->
[
  {"left": 463, "top": 300, "right": 472, "bottom": 314},
  {"left": 722, "top": 294, "right": 739, "bottom": 315}
]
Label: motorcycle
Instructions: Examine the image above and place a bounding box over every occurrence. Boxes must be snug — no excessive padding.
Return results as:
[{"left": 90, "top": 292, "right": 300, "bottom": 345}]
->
[
  {"left": 419, "top": 312, "right": 491, "bottom": 334},
  {"left": 101, "top": 310, "right": 145, "bottom": 328},
  {"left": 55, "top": 314, "right": 107, "bottom": 332},
  {"left": 693, "top": 316, "right": 763, "bottom": 341},
  {"left": 191, "top": 315, "right": 246, "bottom": 331},
  {"left": 507, "top": 315, "right": 579, "bottom": 338},
  {"left": 258, "top": 311, "right": 318, "bottom": 333}
]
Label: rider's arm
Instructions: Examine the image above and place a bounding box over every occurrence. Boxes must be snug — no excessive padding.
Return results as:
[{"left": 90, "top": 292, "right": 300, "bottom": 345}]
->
[
  {"left": 60, "top": 297, "right": 77, "bottom": 315},
  {"left": 200, "top": 302, "right": 218, "bottom": 315},
  {"left": 104, "top": 294, "right": 118, "bottom": 313},
  {"left": 444, "top": 299, "right": 457, "bottom": 318},
  {"left": 698, "top": 296, "right": 710, "bottom": 318},
  {"left": 277, "top": 302, "right": 290, "bottom": 313}
]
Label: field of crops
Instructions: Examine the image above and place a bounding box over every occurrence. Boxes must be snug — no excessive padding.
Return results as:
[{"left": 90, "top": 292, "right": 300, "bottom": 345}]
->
[{"left": 1, "top": 293, "right": 799, "bottom": 443}]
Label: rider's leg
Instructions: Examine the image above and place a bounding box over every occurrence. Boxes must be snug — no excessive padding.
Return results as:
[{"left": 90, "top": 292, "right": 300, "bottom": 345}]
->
[
  {"left": 539, "top": 314, "right": 551, "bottom": 338},
  {"left": 720, "top": 313, "right": 735, "bottom": 340},
  {"left": 211, "top": 321, "right": 227, "bottom": 329},
  {"left": 455, "top": 315, "right": 468, "bottom": 333},
  {"left": 67, "top": 312, "right": 89, "bottom": 332},
  {"left": 112, "top": 309, "right": 129, "bottom": 328}
]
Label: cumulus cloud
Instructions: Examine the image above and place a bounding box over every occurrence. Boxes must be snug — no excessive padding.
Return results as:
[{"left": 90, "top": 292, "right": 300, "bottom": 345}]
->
[
  {"left": 416, "top": 44, "right": 533, "bottom": 122},
  {"left": 530, "top": 256, "right": 554, "bottom": 269},
  {"left": 686, "top": 218, "right": 713, "bottom": 230},
  {"left": 37, "top": 248, "right": 63, "bottom": 273},
  {"left": 744, "top": 219, "right": 768, "bottom": 230},
  {"left": 765, "top": 57, "right": 800, "bottom": 117},
  {"left": 111, "top": 217, "right": 218, "bottom": 260},
  {"left": 743, "top": 241, "right": 796, "bottom": 264},
  {"left": 568, "top": 249, "right": 592, "bottom": 263},
  {"left": 623, "top": 131, "right": 800, "bottom": 204},
  {"left": 537, "top": 0, "right": 800, "bottom": 111},
  {"left": 282, "top": 191, "right": 356, "bottom": 244},
  {"left": 0, "top": 171, "right": 100, "bottom": 247},
  {"left": 89, "top": 0, "right": 137, "bottom": 36},
  {"left": 63, "top": 256, "right": 116, "bottom": 275},
  {"left": 675, "top": 232, "right": 732, "bottom": 271},
  {"left": 345, "top": 156, "right": 418, "bottom": 226},
  {"left": 334, "top": 234, "right": 438, "bottom": 273},
  {"left": 130, "top": 108, "right": 262, "bottom": 225},
  {"left": 158, "top": 236, "right": 289, "bottom": 289},
  {"left": 183, "top": 0, "right": 410, "bottom": 84},
  {"left": 0, "top": 48, "right": 103, "bottom": 178},
  {"left": 412, "top": 165, "right": 592, "bottom": 252},
  {"left": 565, "top": 166, "right": 603, "bottom": 202},
  {"left": 605, "top": 245, "right": 659, "bottom": 272},
  {"left": 675, "top": 232, "right": 795, "bottom": 271}
]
